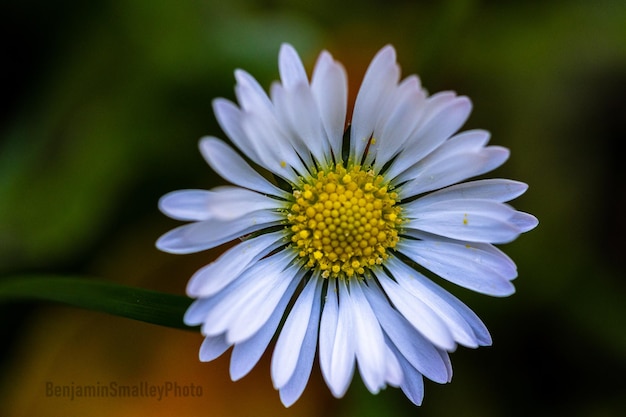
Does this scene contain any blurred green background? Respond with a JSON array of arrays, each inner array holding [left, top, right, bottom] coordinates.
[[1, 0, 625, 416]]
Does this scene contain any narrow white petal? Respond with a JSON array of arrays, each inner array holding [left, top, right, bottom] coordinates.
[[387, 255, 492, 346], [404, 199, 524, 244], [376, 270, 456, 350], [397, 239, 516, 296], [277, 278, 323, 407], [186, 231, 285, 297], [273, 82, 330, 166], [350, 45, 400, 162], [240, 109, 306, 181], [320, 278, 356, 398], [212, 98, 263, 166], [203, 186, 282, 220], [279, 43, 308, 89], [270, 83, 315, 168], [395, 348, 426, 406], [156, 210, 282, 254], [398, 147, 510, 198], [409, 179, 529, 209], [183, 298, 213, 326], [349, 279, 387, 394], [229, 275, 301, 381], [385, 93, 470, 180], [234, 69, 273, 112], [198, 137, 286, 198], [319, 277, 338, 383], [371, 76, 426, 169], [363, 282, 451, 382], [383, 343, 404, 388], [226, 262, 303, 344], [511, 211, 539, 232], [158, 190, 213, 221], [200, 250, 296, 337], [311, 50, 347, 161], [272, 277, 319, 389], [199, 334, 231, 361]]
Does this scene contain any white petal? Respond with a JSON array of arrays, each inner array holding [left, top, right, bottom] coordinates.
[[186, 231, 285, 297], [272, 277, 319, 389], [158, 190, 213, 221], [240, 108, 306, 181], [229, 275, 302, 381], [350, 45, 400, 162], [385, 93, 470, 180], [409, 179, 529, 209], [234, 69, 273, 113], [279, 43, 308, 89], [349, 279, 387, 394], [398, 147, 510, 198], [511, 211, 539, 232], [270, 83, 315, 168], [183, 298, 213, 326], [272, 82, 330, 166], [404, 199, 525, 244], [225, 262, 303, 343], [395, 347, 425, 406], [387, 255, 492, 346], [319, 277, 338, 384], [383, 343, 404, 388], [212, 98, 264, 166], [376, 269, 456, 350], [199, 250, 296, 337], [370, 76, 426, 169], [397, 238, 516, 296], [198, 137, 286, 198], [199, 334, 231, 361], [156, 209, 282, 254], [204, 186, 283, 220], [277, 278, 323, 407], [319, 278, 356, 398], [362, 282, 451, 382], [311, 50, 347, 161]]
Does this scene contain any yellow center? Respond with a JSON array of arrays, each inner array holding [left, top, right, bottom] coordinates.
[[287, 164, 402, 279]]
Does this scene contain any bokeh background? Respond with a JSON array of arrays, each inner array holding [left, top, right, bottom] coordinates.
[[1, 0, 625, 416]]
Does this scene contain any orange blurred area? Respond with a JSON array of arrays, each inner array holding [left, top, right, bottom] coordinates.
[[3, 306, 334, 417]]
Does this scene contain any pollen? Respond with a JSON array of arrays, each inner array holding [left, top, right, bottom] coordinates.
[[287, 164, 402, 279]]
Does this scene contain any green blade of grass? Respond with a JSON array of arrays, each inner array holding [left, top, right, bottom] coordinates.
[[0, 276, 195, 331]]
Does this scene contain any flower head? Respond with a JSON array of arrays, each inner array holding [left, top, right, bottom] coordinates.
[[157, 44, 538, 406]]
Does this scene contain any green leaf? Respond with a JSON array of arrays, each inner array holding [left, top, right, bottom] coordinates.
[[0, 276, 195, 331]]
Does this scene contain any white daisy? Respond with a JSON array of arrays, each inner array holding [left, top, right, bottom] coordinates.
[[157, 43, 538, 407]]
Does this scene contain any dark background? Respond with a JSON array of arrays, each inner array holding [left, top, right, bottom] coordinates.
[[1, 0, 625, 416]]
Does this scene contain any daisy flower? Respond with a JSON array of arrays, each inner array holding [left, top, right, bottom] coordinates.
[[156, 43, 538, 407]]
